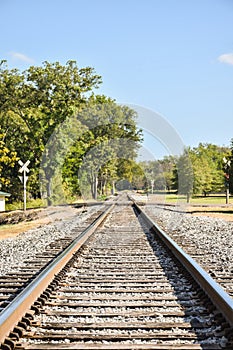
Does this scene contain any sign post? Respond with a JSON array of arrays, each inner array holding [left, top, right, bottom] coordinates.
[[18, 160, 30, 211], [223, 157, 231, 205]]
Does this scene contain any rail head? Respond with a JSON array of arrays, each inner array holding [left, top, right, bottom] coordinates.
[[0, 204, 114, 344], [133, 202, 233, 327]]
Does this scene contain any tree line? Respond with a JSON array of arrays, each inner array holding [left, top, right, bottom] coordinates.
[[0, 60, 142, 204], [1, 59, 233, 206], [138, 143, 233, 202]]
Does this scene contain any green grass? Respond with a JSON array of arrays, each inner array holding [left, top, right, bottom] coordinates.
[[5, 194, 108, 212], [145, 192, 232, 206], [5, 198, 47, 211], [164, 194, 232, 205]]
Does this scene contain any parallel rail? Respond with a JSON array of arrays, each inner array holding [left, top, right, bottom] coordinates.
[[0, 204, 114, 345], [133, 202, 233, 327]]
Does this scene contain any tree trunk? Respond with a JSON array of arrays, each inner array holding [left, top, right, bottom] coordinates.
[[91, 176, 95, 199], [103, 178, 108, 196], [94, 175, 98, 200], [100, 179, 103, 196], [46, 179, 52, 206], [112, 180, 115, 195]]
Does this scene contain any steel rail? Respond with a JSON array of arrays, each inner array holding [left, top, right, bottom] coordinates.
[[133, 202, 233, 327], [0, 204, 114, 344]]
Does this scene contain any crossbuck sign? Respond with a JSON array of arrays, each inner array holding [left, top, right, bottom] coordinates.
[[18, 160, 30, 211]]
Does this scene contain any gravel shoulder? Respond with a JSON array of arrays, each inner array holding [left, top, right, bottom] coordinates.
[[191, 211, 233, 221], [0, 204, 104, 275], [188, 205, 233, 221], [0, 205, 82, 240], [142, 203, 233, 295]]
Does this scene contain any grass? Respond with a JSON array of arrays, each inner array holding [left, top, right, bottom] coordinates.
[[5, 194, 103, 212], [169, 195, 231, 206], [190, 196, 231, 206], [5, 198, 47, 211], [146, 193, 232, 206]]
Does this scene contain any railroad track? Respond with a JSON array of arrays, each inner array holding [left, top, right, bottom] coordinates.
[[143, 204, 233, 298], [0, 207, 107, 314], [0, 196, 232, 349]]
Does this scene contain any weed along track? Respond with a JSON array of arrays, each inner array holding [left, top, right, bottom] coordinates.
[[0, 196, 233, 349]]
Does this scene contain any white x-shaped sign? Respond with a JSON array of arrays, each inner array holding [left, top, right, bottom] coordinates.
[[18, 160, 30, 173]]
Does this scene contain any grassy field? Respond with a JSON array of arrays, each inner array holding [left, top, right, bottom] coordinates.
[[169, 195, 231, 205], [146, 193, 232, 206]]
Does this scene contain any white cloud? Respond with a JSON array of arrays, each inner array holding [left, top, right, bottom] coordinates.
[[9, 52, 34, 63], [218, 53, 233, 66]]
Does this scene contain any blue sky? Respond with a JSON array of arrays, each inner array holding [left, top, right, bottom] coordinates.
[[1, 0, 233, 159]]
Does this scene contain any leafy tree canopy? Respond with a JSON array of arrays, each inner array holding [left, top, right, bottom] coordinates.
[[0, 60, 143, 203]]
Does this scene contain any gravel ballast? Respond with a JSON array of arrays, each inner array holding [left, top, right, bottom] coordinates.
[[144, 205, 233, 264], [143, 204, 233, 294], [0, 201, 232, 296], [0, 205, 104, 275]]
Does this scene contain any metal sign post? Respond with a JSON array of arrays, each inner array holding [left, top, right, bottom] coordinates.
[[18, 160, 30, 211], [223, 157, 231, 205]]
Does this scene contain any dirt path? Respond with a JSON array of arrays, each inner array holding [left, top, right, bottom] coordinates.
[[190, 210, 233, 221], [0, 206, 82, 240]]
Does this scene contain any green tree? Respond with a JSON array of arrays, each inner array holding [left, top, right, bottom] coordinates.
[[0, 132, 18, 190], [173, 148, 193, 203], [62, 97, 143, 199], [0, 60, 102, 203], [190, 143, 229, 195], [158, 156, 176, 191], [116, 159, 145, 190], [139, 157, 176, 193]]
